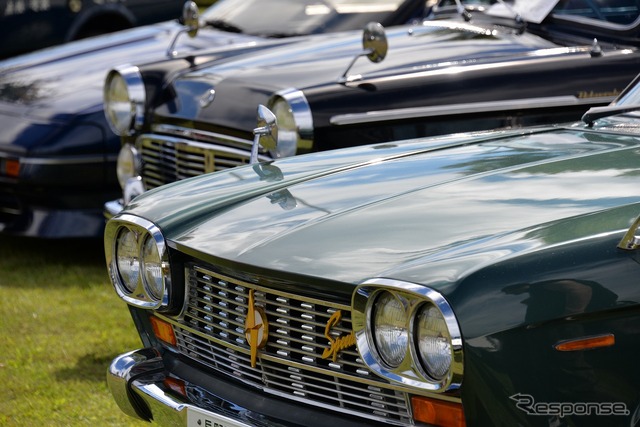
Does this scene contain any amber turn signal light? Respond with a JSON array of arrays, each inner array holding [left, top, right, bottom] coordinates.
[[150, 315, 177, 346], [411, 396, 466, 427], [555, 333, 615, 352]]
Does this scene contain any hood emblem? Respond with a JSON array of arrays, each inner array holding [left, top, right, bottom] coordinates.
[[245, 289, 269, 368], [322, 311, 356, 362], [199, 89, 216, 108]]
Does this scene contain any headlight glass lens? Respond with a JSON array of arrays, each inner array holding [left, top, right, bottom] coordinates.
[[416, 303, 452, 380], [270, 97, 298, 158], [142, 235, 163, 301], [373, 291, 408, 368], [116, 144, 140, 189], [104, 71, 133, 136], [115, 228, 139, 293]]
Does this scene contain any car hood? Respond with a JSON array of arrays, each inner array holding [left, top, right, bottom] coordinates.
[[160, 20, 563, 130], [0, 21, 264, 121], [125, 124, 640, 291]]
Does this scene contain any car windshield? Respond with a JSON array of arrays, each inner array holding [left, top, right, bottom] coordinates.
[[484, 0, 639, 25], [201, 0, 416, 36], [551, 0, 640, 25]]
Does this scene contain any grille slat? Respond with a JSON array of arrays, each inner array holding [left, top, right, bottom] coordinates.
[[169, 262, 413, 425]]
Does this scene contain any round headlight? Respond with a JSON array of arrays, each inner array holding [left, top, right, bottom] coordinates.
[[116, 143, 141, 189], [115, 228, 140, 294], [270, 97, 298, 158], [372, 291, 408, 368], [142, 234, 164, 301], [267, 89, 313, 158], [104, 64, 146, 136], [415, 303, 452, 381]]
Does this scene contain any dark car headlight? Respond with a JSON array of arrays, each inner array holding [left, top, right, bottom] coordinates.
[[267, 88, 313, 158], [104, 64, 146, 136], [353, 278, 463, 392], [116, 143, 142, 189], [105, 214, 171, 310]]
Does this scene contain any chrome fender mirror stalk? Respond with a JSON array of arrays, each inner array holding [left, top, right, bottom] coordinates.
[[339, 22, 388, 84], [166, 1, 200, 58], [251, 105, 278, 164]]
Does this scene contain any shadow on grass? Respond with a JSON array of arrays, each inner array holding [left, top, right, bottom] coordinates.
[[54, 351, 119, 383], [0, 235, 105, 266], [0, 235, 110, 289]]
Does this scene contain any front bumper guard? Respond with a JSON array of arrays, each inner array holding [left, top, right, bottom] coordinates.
[[108, 348, 259, 427]]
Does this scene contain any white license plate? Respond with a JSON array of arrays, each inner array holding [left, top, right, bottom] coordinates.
[[186, 406, 252, 427]]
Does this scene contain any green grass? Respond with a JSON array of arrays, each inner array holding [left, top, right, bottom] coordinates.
[[0, 236, 147, 426]]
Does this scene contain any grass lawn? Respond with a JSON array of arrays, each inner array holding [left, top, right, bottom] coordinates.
[[0, 236, 147, 426]]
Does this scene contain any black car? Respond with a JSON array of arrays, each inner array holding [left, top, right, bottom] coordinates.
[[0, 0, 431, 238], [103, 0, 640, 218], [0, 0, 186, 59]]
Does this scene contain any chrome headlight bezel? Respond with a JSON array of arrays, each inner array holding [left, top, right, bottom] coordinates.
[[104, 64, 146, 136], [352, 278, 463, 392], [266, 88, 313, 158], [105, 214, 171, 310]]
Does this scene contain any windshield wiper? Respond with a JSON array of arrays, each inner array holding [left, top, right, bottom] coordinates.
[[582, 104, 640, 126], [204, 19, 244, 34]]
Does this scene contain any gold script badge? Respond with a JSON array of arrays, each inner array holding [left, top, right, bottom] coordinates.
[[322, 311, 356, 362], [245, 289, 269, 368]]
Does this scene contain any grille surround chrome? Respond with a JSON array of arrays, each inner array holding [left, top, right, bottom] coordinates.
[[161, 262, 415, 425]]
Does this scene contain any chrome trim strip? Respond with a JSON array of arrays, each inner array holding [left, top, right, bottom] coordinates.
[[331, 95, 615, 126], [6, 156, 108, 165], [151, 123, 253, 147]]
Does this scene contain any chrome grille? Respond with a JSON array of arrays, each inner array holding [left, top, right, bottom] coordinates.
[[169, 262, 413, 425], [137, 124, 274, 189]]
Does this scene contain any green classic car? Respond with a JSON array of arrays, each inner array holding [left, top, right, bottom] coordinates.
[[104, 74, 640, 426]]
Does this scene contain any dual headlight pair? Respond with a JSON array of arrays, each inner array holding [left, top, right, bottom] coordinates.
[[353, 279, 463, 392], [104, 214, 171, 310]]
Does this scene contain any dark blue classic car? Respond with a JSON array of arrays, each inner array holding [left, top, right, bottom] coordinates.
[[105, 73, 640, 427], [104, 0, 640, 220], [0, 0, 431, 238], [0, 0, 186, 59]]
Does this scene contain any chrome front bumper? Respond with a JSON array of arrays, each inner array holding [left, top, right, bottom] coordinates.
[[108, 348, 260, 427]]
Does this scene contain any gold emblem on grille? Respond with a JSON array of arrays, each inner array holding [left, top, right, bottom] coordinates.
[[322, 311, 356, 362], [244, 289, 269, 368]]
